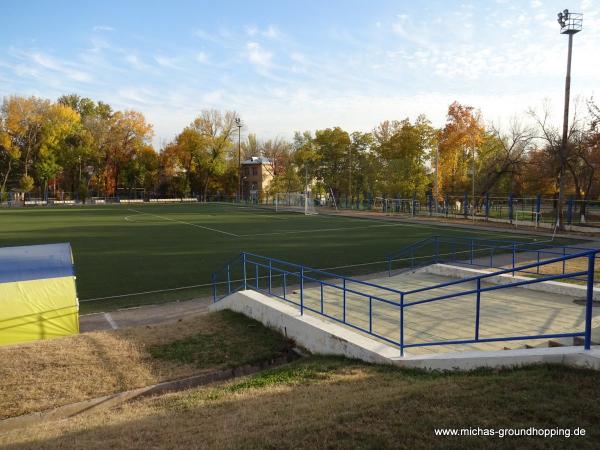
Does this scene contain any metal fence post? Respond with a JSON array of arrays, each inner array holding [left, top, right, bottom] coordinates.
[[434, 236, 439, 264], [320, 282, 324, 314], [508, 193, 514, 223], [227, 264, 231, 294], [400, 293, 404, 356], [475, 278, 481, 340], [463, 192, 468, 218], [369, 297, 373, 333], [445, 194, 449, 218], [268, 260, 272, 294], [242, 253, 247, 290], [535, 194, 541, 226], [412, 192, 417, 217], [584, 253, 596, 350], [428, 193, 433, 216], [470, 239, 474, 265], [567, 196, 574, 225], [211, 273, 217, 303], [512, 243, 516, 276], [343, 278, 347, 323], [485, 192, 490, 221], [300, 266, 304, 315]]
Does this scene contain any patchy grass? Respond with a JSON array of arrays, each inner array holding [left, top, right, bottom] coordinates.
[[148, 310, 292, 369], [3, 356, 600, 449], [0, 311, 290, 419]]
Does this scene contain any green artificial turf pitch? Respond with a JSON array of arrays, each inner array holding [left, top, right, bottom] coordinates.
[[0, 203, 543, 313]]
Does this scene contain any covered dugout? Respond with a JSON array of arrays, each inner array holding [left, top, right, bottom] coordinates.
[[0, 243, 79, 346]]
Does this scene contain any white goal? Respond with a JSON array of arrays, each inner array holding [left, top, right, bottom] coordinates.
[[275, 192, 318, 215], [374, 197, 418, 216]]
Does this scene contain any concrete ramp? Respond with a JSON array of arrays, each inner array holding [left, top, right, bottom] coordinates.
[[209, 289, 600, 371]]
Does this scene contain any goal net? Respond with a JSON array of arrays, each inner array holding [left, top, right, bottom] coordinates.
[[373, 197, 418, 216], [275, 192, 318, 215]]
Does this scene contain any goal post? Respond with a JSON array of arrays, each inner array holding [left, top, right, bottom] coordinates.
[[275, 192, 318, 215]]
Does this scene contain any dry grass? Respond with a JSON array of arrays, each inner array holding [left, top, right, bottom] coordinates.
[[1, 357, 599, 449], [0, 311, 290, 419]]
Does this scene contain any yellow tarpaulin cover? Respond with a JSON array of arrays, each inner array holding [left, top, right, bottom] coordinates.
[[0, 276, 79, 346]]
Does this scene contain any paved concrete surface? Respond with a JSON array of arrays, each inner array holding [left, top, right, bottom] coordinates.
[[79, 297, 211, 332], [280, 270, 600, 356]]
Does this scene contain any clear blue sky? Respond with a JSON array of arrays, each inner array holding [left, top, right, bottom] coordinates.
[[0, 0, 597, 146]]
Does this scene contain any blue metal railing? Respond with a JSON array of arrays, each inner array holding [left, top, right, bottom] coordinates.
[[212, 247, 598, 355], [386, 236, 599, 281]]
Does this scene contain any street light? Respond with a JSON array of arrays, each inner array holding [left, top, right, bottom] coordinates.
[[235, 117, 242, 202], [556, 9, 582, 229]]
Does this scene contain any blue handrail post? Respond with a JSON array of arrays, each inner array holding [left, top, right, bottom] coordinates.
[[387, 257, 392, 277], [227, 264, 231, 294], [369, 297, 373, 333], [320, 282, 324, 314], [255, 264, 259, 288], [211, 273, 217, 303], [535, 194, 541, 226], [434, 236, 440, 264], [343, 278, 347, 322], [584, 253, 596, 350], [400, 293, 404, 356], [268, 260, 272, 294], [242, 252, 247, 290], [463, 192, 468, 218], [512, 243, 516, 276], [475, 278, 481, 340], [300, 265, 304, 315], [485, 192, 490, 221]]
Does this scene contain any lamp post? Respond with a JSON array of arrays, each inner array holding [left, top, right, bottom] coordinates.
[[235, 117, 242, 202], [472, 146, 476, 223], [556, 9, 582, 229]]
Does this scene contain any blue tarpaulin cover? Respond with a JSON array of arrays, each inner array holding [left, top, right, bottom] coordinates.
[[0, 243, 75, 283]]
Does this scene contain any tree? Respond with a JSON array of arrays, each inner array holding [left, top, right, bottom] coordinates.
[[313, 127, 351, 200], [189, 110, 237, 200], [373, 118, 430, 198], [479, 119, 535, 195], [438, 102, 485, 195]]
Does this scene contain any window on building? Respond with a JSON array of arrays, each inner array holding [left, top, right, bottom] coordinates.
[[244, 167, 249, 176], [252, 167, 257, 176]]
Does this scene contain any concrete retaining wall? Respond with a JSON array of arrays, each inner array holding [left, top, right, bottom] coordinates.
[[210, 290, 600, 371]]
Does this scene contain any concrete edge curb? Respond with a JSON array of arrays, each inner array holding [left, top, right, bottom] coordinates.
[[0, 351, 301, 434]]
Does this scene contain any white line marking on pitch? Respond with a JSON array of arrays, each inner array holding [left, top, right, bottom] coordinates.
[[127, 209, 240, 237], [240, 223, 407, 237], [103, 312, 118, 330]]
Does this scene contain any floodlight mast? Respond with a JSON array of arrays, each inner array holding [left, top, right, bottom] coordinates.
[[235, 117, 242, 202], [556, 9, 582, 229]]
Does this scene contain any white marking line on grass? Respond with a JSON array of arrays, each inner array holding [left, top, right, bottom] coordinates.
[[240, 223, 407, 237], [127, 209, 240, 237], [103, 312, 118, 330]]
